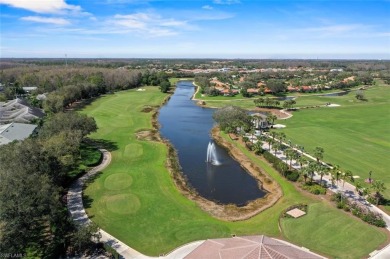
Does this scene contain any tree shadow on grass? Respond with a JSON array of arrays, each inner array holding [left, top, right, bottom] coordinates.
[[83, 195, 95, 212], [71, 97, 99, 112], [90, 139, 119, 152], [83, 171, 103, 210]]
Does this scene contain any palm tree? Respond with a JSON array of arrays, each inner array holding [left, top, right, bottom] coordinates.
[[283, 100, 290, 109], [306, 161, 318, 184], [264, 97, 271, 107], [297, 155, 307, 169], [252, 114, 262, 130], [289, 149, 299, 169], [371, 180, 386, 205], [278, 132, 286, 146], [290, 99, 296, 109], [254, 98, 265, 107], [266, 137, 274, 151], [355, 181, 363, 196], [342, 170, 354, 188], [314, 146, 324, 163], [330, 165, 341, 186], [284, 148, 292, 167], [270, 131, 277, 141], [285, 148, 296, 169], [318, 164, 329, 187], [267, 114, 277, 126], [273, 141, 281, 156], [253, 141, 263, 155]]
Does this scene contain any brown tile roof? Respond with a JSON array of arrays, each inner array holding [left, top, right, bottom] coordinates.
[[184, 235, 324, 259], [247, 88, 259, 93]]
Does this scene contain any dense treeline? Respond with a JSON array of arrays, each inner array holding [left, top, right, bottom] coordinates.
[[0, 67, 143, 92], [2, 58, 389, 71], [0, 64, 173, 257], [0, 112, 99, 257], [0, 67, 172, 111]]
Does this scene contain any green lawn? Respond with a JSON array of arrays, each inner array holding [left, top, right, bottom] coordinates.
[[281, 203, 387, 259], [80, 86, 386, 257], [277, 84, 390, 197]]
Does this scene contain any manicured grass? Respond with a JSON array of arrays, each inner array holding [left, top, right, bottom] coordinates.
[[278, 84, 390, 197], [281, 203, 387, 259], [169, 77, 194, 85], [81, 86, 386, 257]]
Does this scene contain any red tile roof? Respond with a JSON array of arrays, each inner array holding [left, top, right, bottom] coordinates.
[[247, 88, 259, 93]]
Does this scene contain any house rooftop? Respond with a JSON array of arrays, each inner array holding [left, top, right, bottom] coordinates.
[[184, 235, 326, 259], [0, 98, 44, 124], [0, 122, 37, 146]]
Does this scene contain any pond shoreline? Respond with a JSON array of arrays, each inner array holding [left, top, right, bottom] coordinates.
[[152, 85, 282, 221]]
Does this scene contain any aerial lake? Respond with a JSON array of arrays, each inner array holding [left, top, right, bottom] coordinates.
[[158, 81, 266, 206]]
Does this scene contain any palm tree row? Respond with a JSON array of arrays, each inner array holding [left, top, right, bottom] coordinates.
[[246, 124, 385, 204], [253, 97, 281, 108]]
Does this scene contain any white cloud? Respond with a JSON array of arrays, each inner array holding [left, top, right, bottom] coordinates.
[[105, 0, 149, 3], [110, 12, 191, 37], [302, 24, 364, 34], [213, 0, 241, 5], [202, 5, 213, 10], [0, 0, 82, 14], [20, 16, 70, 25]]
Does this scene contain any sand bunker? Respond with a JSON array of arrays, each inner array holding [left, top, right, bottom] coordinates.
[[273, 124, 286, 129]]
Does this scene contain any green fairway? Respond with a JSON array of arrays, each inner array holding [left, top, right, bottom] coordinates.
[[81, 86, 386, 257], [278, 84, 390, 197], [281, 203, 387, 259]]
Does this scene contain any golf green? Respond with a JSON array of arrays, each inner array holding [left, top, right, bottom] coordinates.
[[81, 86, 387, 257]]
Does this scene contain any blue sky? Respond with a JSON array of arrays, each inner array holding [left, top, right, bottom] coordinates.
[[0, 0, 389, 58]]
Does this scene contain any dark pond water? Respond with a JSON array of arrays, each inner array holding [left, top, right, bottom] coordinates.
[[158, 81, 266, 206], [274, 96, 296, 101], [319, 90, 350, 97]]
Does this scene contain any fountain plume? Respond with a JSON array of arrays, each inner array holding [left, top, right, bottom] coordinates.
[[206, 141, 221, 165]]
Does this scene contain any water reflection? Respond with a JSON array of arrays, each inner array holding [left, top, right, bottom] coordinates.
[[158, 81, 266, 206]]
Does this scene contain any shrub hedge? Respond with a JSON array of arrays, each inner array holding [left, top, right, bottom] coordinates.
[[331, 193, 386, 228]]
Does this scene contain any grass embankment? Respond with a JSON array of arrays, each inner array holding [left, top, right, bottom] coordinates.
[[81, 86, 386, 257]]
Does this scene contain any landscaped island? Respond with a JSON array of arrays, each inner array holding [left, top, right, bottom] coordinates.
[[81, 84, 387, 258]]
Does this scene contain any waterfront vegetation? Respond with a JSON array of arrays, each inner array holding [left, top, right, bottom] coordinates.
[[81, 85, 387, 258], [196, 81, 390, 198], [1, 58, 389, 258]]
